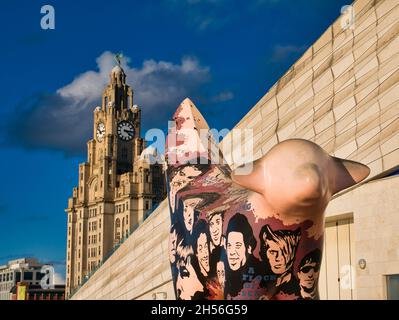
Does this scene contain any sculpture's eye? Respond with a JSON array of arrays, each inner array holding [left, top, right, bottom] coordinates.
[[180, 267, 189, 278]]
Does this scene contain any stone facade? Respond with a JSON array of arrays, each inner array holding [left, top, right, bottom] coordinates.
[[70, 0, 399, 300], [65, 66, 166, 297], [324, 174, 399, 299]]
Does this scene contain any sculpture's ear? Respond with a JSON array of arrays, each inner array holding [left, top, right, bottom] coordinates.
[[332, 157, 370, 195], [231, 157, 266, 194]]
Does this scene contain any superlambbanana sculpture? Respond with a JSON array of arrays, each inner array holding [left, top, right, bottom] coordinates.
[[165, 98, 370, 300]]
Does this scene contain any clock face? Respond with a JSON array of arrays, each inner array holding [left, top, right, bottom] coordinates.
[[117, 121, 135, 141], [96, 122, 105, 141]]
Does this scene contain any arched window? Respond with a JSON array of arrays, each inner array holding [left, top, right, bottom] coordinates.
[[115, 218, 120, 228]]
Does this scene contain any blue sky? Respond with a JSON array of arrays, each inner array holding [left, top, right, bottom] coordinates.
[[0, 0, 349, 280]]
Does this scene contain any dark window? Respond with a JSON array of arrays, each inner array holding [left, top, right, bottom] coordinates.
[[16, 272, 21, 282], [36, 272, 44, 281], [24, 272, 33, 281]]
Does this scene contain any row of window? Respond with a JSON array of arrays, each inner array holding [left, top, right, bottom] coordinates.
[[88, 246, 101, 258], [0, 271, 44, 283], [88, 233, 100, 244], [115, 229, 129, 242], [0, 283, 12, 292], [115, 202, 129, 213], [89, 208, 98, 217], [88, 260, 101, 273], [115, 215, 129, 228], [89, 220, 100, 231], [0, 272, 13, 282]]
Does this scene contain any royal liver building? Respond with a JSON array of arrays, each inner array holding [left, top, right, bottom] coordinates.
[[65, 63, 166, 296]]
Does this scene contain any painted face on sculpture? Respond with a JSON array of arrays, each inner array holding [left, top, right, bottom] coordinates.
[[183, 198, 201, 233], [176, 249, 204, 300], [169, 228, 177, 264], [298, 262, 319, 290], [209, 213, 223, 246], [171, 166, 202, 193], [216, 261, 225, 288], [266, 240, 289, 275], [227, 231, 247, 271], [197, 232, 210, 273]]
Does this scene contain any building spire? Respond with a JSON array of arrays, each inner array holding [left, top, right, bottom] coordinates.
[[109, 52, 126, 86], [114, 52, 123, 67]]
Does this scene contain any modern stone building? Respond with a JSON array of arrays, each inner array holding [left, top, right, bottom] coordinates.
[[70, 0, 399, 300], [0, 258, 48, 300], [65, 65, 166, 297]]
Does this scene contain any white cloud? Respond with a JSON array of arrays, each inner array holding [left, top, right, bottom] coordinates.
[[7, 51, 211, 155], [58, 51, 210, 112]]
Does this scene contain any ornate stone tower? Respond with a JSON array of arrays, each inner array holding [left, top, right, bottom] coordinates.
[[65, 64, 166, 297]]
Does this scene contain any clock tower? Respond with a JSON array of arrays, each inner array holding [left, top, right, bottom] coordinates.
[[94, 65, 143, 178], [65, 64, 166, 297]]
